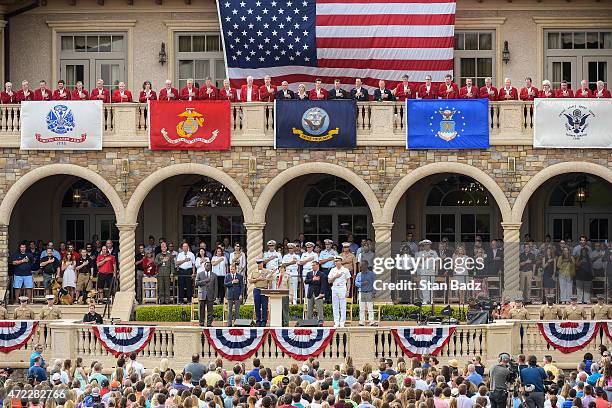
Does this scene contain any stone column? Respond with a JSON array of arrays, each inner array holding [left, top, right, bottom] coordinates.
[[373, 222, 393, 302], [117, 223, 138, 293], [244, 222, 265, 304], [502, 222, 522, 300], [0, 224, 8, 290]]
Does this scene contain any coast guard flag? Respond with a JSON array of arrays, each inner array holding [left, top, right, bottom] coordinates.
[[407, 99, 489, 149], [20, 101, 103, 150], [275, 100, 356, 149], [534, 99, 612, 148]]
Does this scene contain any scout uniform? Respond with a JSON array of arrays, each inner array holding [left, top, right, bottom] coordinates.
[[591, 295, 612, 320], [507, 299, 530, 320], [13, 297, 35, 320], [39, 295, 62, 320], [540, 296, 562, 320], [563, 296, 586, 320]]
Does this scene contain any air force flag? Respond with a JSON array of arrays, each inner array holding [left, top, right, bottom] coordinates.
[[407, 99, 489, 149], [274, 100, 357, 149]]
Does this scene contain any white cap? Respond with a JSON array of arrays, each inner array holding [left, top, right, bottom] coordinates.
[[51, 373, 61, 382], [267, 240, 277, 246], [419, 239, 432, 245], [305, 242, 314, 247]]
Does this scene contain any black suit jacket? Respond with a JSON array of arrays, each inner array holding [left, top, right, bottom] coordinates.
[[304, 270, 323, 299], [350, 88, 369, 101], [328, 88, 347, 99], [275, 89, 295, 100], [373, 88, 395, 102], [224, 273, 244, 300]]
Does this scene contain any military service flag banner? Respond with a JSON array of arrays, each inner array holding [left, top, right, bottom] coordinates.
[[20, 101, 103, 150], [148, 101, 231, 150], [534, 99, 612, 148], [274, 100, 356, 149], [406, 99, 489, 149]]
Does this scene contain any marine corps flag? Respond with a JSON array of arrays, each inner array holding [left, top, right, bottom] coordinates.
[[274, 100, 356, 149], [148, 100, 231, 150]]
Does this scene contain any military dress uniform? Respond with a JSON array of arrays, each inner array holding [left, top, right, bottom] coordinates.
[[508, 300, 530, 320], [540, 304, 562, 320], [251, 261, 272, 327], [563, 303, 586, 320], [13, 297, 35, 320], [591, 298, 612, 320], [0, 304, 8, 319], [39, 303, 62, 320]]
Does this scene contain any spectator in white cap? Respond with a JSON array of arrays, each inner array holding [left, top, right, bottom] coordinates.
[[329, 255, 351, 328], [416, 239, 439, 304], [263, 240, 281, 272], [299, 242, 318, 302], [318, 239, 337, 302], [281, 243, 301, 304], [340, 242, 357, 302]]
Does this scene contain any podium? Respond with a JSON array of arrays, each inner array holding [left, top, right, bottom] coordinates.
[[261, 289, 289, 327]]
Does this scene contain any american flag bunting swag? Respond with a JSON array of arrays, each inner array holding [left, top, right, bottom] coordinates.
[[537, 322, 600, 354]]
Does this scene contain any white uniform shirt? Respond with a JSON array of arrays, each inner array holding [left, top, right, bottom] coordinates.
[[282, 253, 301, 277], [329, 266, 351, 290], [176, 251, 195, 271], [416, 249, 439, 276], [263, 250, 281, 271], [300, 251, 318, 276]]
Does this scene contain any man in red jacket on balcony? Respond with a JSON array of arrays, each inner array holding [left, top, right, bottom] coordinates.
[[417, 75, 437, 99], [180, 78, 199, 101], [459, 78, 479, 99], [34, 80, 51, 101], [394, 74, 414, 101], [1, 82, 17, 104], [52, 80, 71, 101], [519, 77, 538, 101], [112, 82, 133, 103], [555, 80, 575, 98], [259, 75, 276, 102], [239, 76, 258, 102], [219, 79, 237, 102], [594, 80, 611, 98], [309, 78, 328, 101], [479, 77, 498, 101], [72, 81, 89, 101], [90, 79, 110, 103], [438, 74, 459, 99], [17, 80, 34, 102], [159, 80, 178, 101], [498, 78, 518, 101], [199, 77, 218, 100], [573, 80, 592, 98]]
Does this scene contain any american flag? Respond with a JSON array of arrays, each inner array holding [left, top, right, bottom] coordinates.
[[217, 0, 456, 91]]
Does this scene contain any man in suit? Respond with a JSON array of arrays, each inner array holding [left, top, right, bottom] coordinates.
[[309, 78, 328, 100], [180, 78, 199, 101], [556, 80, 576, 98], [276, 81, 295, 100], [394, 74, 413, 101], [159, 79, 178, 101], [239, 76, 258, 102], [438, 74, 459, 99], [112, 82, 133, 103], [305, 261, 324, 325], [258, 75, 276, 102], [417, 75, 437, 99], [498, 78, 518, 101], [196, 259, 217, 326], [34, 80, 52, 101], [350, 78, 369, 101], [519, 77, 538, 101], [373, 80, 395, 102], [90, 79, 110, 103], [52, 80, 71, 101], [219, 79, 237, 101], [594, 80, 611, 98], [250, 259, 272, 327], [459, 78, 479, 99], [488, 239, 503, 278], [479, 77, 498, 101], [328, 79, 347, 99], [224, 264, 243, 326]]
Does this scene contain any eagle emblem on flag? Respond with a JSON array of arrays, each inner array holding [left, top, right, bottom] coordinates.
[[436, 108, 458, 141], [46, 105, 76, 135]]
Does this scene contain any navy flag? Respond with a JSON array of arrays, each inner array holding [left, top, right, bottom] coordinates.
[[407, 99, 490, 149], [274, 100, 356, 149]]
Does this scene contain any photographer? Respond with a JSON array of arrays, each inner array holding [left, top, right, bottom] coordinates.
[[490, 353, 512, 408], [520, 355, 548, 408]]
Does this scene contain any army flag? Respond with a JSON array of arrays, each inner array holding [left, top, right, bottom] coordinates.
[[406, 99, 489, 149], [148, 100, 231, 150], [274, 100, 356, 149], [534, 99, 612, 148]]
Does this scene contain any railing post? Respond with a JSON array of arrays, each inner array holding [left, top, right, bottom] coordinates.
[[240, 103, 266, 137], [485, 321, 520, 366], [368, 103, 394, 136], [48, 322, 78, 362], [497, 102, 526, 137], [172, 327, 201, 370], [348, 330, 375, 369], [111, 104, 138, 138]]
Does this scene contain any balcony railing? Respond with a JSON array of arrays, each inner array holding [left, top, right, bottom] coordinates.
[[0, 320, 608, 371], [0, 101, 535, 148]]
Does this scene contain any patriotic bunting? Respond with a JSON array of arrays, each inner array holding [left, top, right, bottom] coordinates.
[[204, 328, 268, 361], [604, 323, 612, 341], [537, 321, 600, 354], [391, 326, 456, 357], [92, 325, 155, 357], [270, 328, 335, 361], [0, 321, 39, 353]]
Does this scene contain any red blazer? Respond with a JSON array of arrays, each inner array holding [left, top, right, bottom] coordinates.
[[52, 89, 71, 101], [34, 88, 52, 101], [139, 90, 157, 103], [459, 86, 479, 99], [479, 86, 498, 101], [555, 88, 574, 98], [309, 88, 329, 100], [239, 85, 259, 102], [438, 82, 459, 99], [538, 89, 556, 98], [159, 87, 178, 101], [199, 86, 218, 100], [259, 85, 277, 102], [394, 84, 414, 101], [16, 89, 35, 102], [519, 87, 539, 101], [219, 87, 237, 102], [72, 89, 89, 101], [1, 92, 17, 104], [180, 86, 199, 101], [498, 87, 518, 101], [573, 88, 592, 98], [90, 88, 110, 103], [417, 84, 437, 99], [112, 90, 133, 103], [594, 89, 612, 98]]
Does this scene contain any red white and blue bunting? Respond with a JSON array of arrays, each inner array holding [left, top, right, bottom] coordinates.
[[92, 325, 155, 357], [604, 322, 612, 341], [391, 326, 456, 357], [270, 328, 335, 361], [203, 328, 268, 361], [0, 321, 39, 353], [537, 321, 600, 354]]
